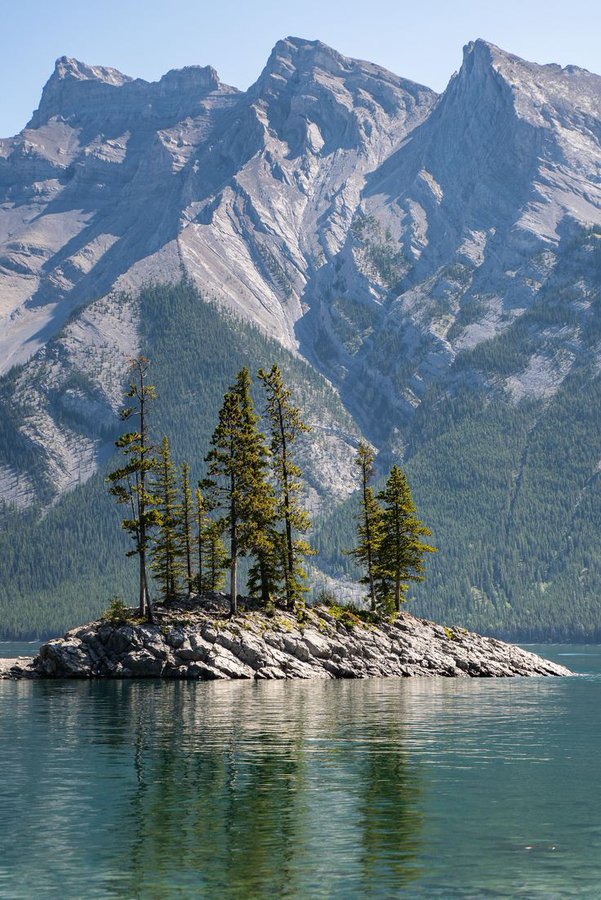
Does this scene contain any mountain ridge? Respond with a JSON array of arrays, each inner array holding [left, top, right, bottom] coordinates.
[[1, 37, 601, 639]]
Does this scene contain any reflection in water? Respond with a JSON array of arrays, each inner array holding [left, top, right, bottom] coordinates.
[[2, 657, 601, 899], [107, 681, 424, 898]]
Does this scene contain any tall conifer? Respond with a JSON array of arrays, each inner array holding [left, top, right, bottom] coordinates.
[[195, 486, 209, 594], [204, 368, 275, 614], [375, 466, 437, 612], [204, 521, 228, 592], [180, 463, 194, 596], [348, 441, 383, 611], [258, 364, 313, 608], [194, 486, 227, 593], [107, 356, 158, 620], [151, 436, 182, 604]]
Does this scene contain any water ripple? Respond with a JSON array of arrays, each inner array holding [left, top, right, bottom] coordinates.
[[0, 644, 600, 898]]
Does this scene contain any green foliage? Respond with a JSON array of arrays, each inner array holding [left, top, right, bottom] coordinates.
[[258, 364, 313, 607], [352, 214, 410, 292], [204, 367, 277, 612], [202, 521, 228, 593], [106, 356, 159, 618], [194, 487, 227, 593], [346, 441, 383, 610], [320, 601, 381, 629], [102, 597, 131, 627], [151, 436, 183, 604], [374, 466, 437, 613]]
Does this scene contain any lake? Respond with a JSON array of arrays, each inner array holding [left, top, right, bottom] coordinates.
[[0, 644, 599, 898]]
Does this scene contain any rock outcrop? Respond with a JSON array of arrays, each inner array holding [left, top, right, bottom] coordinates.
[[2, 37, 601, 640], [3, 599, 570, 680]]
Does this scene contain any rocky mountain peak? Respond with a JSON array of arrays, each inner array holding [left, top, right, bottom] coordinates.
[[460, 38, 601, 118], [52, 56, 132, 85], [30, 57, 130, 127], [244, 36, 436, 160], [158, 64, 223, 93], [261, 36, 350, 81], [257, 35, 435, 100], [29, 58, 232, 130]]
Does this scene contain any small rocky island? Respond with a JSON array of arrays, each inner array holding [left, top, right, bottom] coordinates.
[[2, 597, 570, 680]]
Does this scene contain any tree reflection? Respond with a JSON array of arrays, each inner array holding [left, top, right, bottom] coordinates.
[[107, 680, 424, 897]]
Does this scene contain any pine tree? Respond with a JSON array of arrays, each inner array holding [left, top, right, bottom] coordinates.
[[151, 436, 183, 604], [106, 356, 158, 620], [204, 368, 275, 614], [180, 463, 194, 596], [347, 441, 384, 611], [204, 521, 228, 592], [194, 487, 227, 593], [247, 529, 284, 604], [257, 364, 313, 608], [194, 486, 210, 594], [375, 466, 437, 613]]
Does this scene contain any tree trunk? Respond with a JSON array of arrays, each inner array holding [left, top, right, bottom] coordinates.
[[230, 553, 238, 615], [186, 539, 192, 596], [144, 567, 154, 624], [362, 463, 376, 612], [278, 401, 294, 608], [139, 550, 146, 617], [260, 555, 270, 605], [230, 513, 238, 616]]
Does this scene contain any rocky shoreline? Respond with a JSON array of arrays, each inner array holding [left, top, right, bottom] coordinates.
[[1, 597, 570, 681]]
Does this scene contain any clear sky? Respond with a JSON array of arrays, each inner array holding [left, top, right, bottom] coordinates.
[[1, 0, 600, 138]]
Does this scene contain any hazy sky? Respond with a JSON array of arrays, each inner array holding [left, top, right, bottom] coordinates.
[[1, 0, 600, 137]]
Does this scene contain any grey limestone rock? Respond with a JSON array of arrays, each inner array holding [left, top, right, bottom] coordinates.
[[6, 602, 570, 681], [1, 37, 599, 514]]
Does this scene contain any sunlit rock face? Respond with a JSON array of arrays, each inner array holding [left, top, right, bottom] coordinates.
[[0, 37, 600, 508], [9, 600, 571, 680]]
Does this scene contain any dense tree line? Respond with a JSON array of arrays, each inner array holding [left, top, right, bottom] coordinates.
[[108, 357, 434, 618], [6, 279, 601, 641]]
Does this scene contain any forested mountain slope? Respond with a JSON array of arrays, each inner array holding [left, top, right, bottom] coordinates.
[[1, 38, 601, 639]]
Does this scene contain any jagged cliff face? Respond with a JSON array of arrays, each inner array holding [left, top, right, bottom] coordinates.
[[303, 40, 601, 437], [0, 37, 437, 507], [0, 56, 239, 375], [0, 37, 600, 510]]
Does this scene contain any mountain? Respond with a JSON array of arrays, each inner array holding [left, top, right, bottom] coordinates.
[[1, 38, 601, 640]]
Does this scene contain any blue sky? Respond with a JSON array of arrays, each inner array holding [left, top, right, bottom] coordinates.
[[1, 0, 600, 137]]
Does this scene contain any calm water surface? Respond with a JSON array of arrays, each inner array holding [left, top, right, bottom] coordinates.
[[0, 644, 600, 899]]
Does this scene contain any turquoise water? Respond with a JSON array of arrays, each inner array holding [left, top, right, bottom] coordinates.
[[0, 641, 41, 659], [0, 645, 600, 898]]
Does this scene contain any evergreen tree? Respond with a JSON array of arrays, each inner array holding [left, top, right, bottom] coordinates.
[[204, 521, 228, 593], [194, 487, 227, 593], [258, 364, 313, 607], [151, 436, 183, 604], [348, 441, 384, 611], [180, 463, 194, 596], [106, 356, 158, 620], [375, 466, 437, 613], [204, 368, 275, 614], [247, 529, 285, 604], [194, 486, 209, 594]]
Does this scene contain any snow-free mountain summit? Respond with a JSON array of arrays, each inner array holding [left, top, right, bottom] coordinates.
[[1, 38, 601, 641]]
